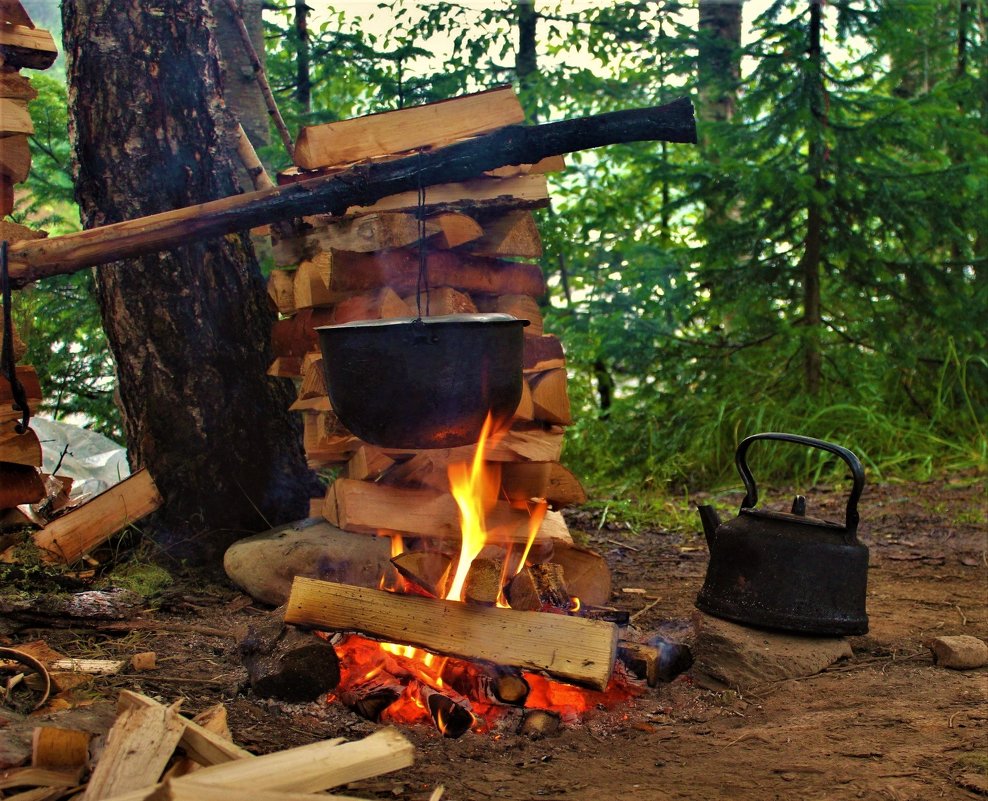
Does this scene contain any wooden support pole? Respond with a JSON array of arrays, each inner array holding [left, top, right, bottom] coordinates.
[[8, 98, 695, 288], [284, 577, 618, 690]]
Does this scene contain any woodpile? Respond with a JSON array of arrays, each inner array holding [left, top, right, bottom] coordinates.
[[0, 1, 56, 519], [0, 689, 428, 801], [264, 87, 602, 599]]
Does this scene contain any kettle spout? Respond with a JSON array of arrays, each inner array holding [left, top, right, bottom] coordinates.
[[697, 505, 721, 547]]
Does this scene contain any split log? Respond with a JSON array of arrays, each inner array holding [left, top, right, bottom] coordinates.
[[338, 675, 402, 723], [400, 286, 477, 317], [549, 542, 612, 607], [331, 286, 409, 324], [322, 478, 571, 545], [545, 463, 587, 508], [476, 293, 543, 335], [0, 24, 58, 70], [345, 446, 395, 481], [93, 727, 413, 801], [222, 519, 393, 606], [430, 212, 484, 249], [468, 210, 543, 259], [50, 658, 127, 675], [524, 335, 565, 372], [117, 692, 252, 767], [500, 462, 550, 502], [265, 269, 295, 315], [146, 781, 384, 801], [0, 97, 33, 135], [0, 132, 31, 182], [0, 766, 83, 791], [285, 577, 618, 690], [380, 424, 565, 464], [506, 564, 569, 612], [8, 97, 697, 287], [378, 451, 451, 492], [0, 420, 41, 466], [271, 213, 436, 265], [81, 701, 186, 801], [294, 248, 546, 300], [1, 365, 42, 420], [294, 86, 525, 170], [292, 257, 336, 309], [161, 704, 232, 780], [0, 4, 35, 32], [270, 308, 333, 359], [390, 551, 452, 598], [266, 356, 303, 378], [31, 727, 91, 772], [32, 469, 163, 564], [529, 368, 572, 425], [461, 557, 504, 606], [238, 610, 341, 702], [514, 378, 535, 422]]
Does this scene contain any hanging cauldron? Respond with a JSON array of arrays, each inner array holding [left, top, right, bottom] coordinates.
[[695, 432, 869, 636], [316, 313, 529, 450]]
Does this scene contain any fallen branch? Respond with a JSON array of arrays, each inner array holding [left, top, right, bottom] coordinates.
[[8, 98, 695, 287]]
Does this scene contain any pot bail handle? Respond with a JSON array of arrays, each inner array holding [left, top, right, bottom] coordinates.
[[735, 432, 865, 536]]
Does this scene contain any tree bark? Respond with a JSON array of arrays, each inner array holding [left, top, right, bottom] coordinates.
[[62, 0, 319, 562], [515, 0, 538, 122], [295, 0, 311, 113], [802, 0, 826, 394], [697, 0, 743, 126], [210, 0, 269, 148]]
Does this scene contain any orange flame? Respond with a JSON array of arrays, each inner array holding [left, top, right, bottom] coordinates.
[[445, 414, 503, 602]]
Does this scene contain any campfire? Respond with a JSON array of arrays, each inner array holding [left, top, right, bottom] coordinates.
[[300, 416, 638, 737]]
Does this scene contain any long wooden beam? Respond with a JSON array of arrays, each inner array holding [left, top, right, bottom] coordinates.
[[284, 577, 619, 690], [8, 98, 695, 288]]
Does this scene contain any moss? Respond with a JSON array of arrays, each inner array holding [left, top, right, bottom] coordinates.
[[104, 561, 173, 599]]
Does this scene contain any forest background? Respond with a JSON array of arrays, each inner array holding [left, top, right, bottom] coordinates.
[[11, 0, 987, 510]]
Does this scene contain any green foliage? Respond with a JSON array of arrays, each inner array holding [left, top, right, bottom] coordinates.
[[10, 75, 121, 438], [16, 1, 986, 492]]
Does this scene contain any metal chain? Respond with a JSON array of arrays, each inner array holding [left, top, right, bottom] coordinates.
[[0, 240, 30, 434]]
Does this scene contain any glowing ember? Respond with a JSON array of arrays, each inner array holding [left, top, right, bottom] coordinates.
[[325, 413, 637, 735]]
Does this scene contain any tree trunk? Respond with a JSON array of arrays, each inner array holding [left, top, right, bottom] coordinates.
[[515, 0, 538, 122], [697, 0, 743, 127], [802, 0, 826, 394], [62, 0, 319, 562], [210, 0, 269, 148], [295, 0, 311, 113]]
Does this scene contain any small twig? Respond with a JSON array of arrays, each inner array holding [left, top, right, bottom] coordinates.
[[955, 604, 968, 626], [606, 538, 640, 552], [629, 597, 662, 624], [135, 675, 232, 686], [948, 710, 965, 728], [597, 504, 610, 531]]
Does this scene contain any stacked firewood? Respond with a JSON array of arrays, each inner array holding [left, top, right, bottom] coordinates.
[[0, 688, 430, 801], [0, 1, 56, 517], [265, 88, 597, 577]]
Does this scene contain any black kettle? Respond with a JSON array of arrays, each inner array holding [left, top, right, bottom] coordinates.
[[696, 432, 869, 636]]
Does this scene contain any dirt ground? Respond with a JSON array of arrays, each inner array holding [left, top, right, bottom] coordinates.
[[2, 476, 986, 800]]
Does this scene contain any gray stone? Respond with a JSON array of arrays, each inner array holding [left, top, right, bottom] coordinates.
[[690, 611, 853, 693], [223, 518, 393, 606]]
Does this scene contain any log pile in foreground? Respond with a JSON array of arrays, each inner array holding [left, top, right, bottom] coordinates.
[[0, 688, 428, 801]]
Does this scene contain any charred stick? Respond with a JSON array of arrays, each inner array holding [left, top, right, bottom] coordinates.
[[8, 98, 695, 287]]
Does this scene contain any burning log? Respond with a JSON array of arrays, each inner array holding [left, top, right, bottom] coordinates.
[[418, 684, 475, 738], [390, 551, 452, 598], [548, 541, 612, 607], [461, 557, 504, 606], [284, 577, 619, 690], [617, 638, 694, 687], [237, 610, 341, 702], [505, 563, 570, 612], [337, 675, 403, 723], [518, 709, 561, 739], [491, 668, 530, 706]]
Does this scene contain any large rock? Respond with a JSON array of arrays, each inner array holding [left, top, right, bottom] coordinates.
[[223, 518, 393, 606], [690, 611, 853, 692]]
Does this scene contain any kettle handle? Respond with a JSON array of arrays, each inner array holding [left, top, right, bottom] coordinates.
[[735, 432, 865, 536]]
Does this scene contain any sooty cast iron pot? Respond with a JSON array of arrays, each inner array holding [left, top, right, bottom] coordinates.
[[316, 313, 528, 449], [695, 432, 869, 636]]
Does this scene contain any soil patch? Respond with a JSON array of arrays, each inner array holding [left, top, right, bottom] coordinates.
[[2, 477, 985, 800]]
